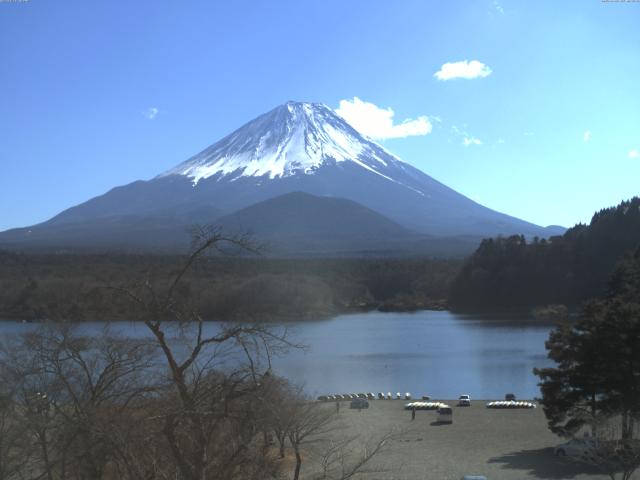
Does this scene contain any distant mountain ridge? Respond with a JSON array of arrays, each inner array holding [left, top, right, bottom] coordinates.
[[215, 191, 416, 254], [0, 101, 564, 255], [217, 191, 413, 239]]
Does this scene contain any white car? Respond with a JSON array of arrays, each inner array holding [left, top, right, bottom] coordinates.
[[458, 394, 471, 406], [554, 437, 597, 457]]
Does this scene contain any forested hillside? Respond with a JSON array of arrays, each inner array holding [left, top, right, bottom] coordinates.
[[450, 197, 640, 310], [0, 252, 458, 321]]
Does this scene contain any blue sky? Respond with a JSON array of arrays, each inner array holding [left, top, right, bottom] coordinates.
[[1, 0, 639, 231]]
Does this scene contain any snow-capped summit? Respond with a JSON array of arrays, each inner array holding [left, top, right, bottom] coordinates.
[[160, 101, 408, 186]]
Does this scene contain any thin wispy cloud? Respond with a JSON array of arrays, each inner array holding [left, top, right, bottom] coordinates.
[[335, 97, 432, 140], [493, 1, 505, 15], [629, 149, 639, 159], [583, 130, 592, 143], [434, 60, 492, 81], [463, 137, 482, 146], [452, 125, 482, 147], [143, 107, 159, 120]]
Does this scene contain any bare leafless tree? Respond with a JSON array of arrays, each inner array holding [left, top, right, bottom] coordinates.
[[0, 325, 159, 480], [109, 226, 295, 480], [313, 431, 395, 480], [0, 388, 31, 480], [286, 400, 337, 480]]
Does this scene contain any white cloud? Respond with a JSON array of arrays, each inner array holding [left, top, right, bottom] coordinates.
[[629, 149, 639, 159], [434, 60, 492, 81], [583, 130, 592, 142], [493, 1, 505, 14], [335, 97, 432, 140], [143, 107, 159, 120], [463, 137, 483, 146]]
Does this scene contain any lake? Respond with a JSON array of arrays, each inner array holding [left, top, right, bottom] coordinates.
[[0, 310, 554, 400], [273, 310, 554, 400]]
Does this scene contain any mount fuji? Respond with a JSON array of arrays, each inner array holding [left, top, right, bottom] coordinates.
[[0, 101, 563, 255]]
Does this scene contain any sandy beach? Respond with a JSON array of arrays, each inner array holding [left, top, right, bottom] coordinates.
[[303, 399, 626, 480]]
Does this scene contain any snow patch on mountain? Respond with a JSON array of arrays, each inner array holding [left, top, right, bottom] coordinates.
[[159, 102, 409, 186]]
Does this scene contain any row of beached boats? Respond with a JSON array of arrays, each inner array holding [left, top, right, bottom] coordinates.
[[404, 401, 448, 410], [318, 394, 537, 409], [485, 400, 537, 409], [317, 392, 415, 401], [405, 400, 537, 410]]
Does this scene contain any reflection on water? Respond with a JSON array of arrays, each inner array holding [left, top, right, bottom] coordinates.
[[1, 310, 554, 400]]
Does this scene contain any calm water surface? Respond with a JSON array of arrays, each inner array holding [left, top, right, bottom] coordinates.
[[273, 310, 553, 400], [1, 310, 554, 400]]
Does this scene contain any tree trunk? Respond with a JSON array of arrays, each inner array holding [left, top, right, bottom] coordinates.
[[38, 429, 54, 480], [276, 432, 286, 458], [622, 410, 631, 440], [590, 392, 597, 437], [293, 446, 302, 480]]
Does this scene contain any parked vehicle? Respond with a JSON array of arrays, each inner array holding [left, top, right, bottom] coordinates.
[[387, 392, 392, 400], [461, 476, 487, 480], [505, 393, 516, 401], [437, 406, 453, 423], [333, 394, 343, 401], [317, 395, 328, 402], [396, 392, 402, 400], [366, 393, 375, 400], [378, 392, 385, 400], [458, 394, 471, 406], [404, 392, 412, 400], [554, 437, 597, 457], [421, 395, 431, 400], [350, 398, 369, 409]]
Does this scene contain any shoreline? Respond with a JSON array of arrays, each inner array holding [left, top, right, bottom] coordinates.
[[1, 302, 557, 324]]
